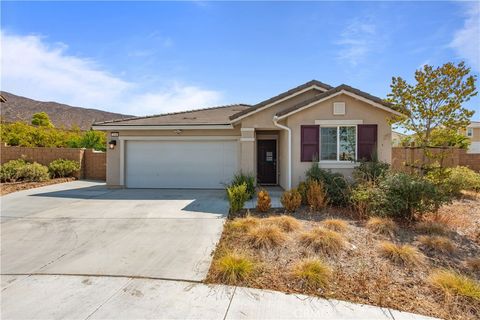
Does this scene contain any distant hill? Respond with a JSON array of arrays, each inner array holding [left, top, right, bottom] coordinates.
[[0, 91, 133, 130]]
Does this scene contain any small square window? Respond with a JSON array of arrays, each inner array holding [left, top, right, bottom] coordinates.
[[333, 102, 345, 115], [467, 128, 473, 137]]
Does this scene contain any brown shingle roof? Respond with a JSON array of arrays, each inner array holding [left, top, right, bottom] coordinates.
[[229, 80, 333, 120], [93, 104, 251, 126], [275, 84, 398, 118]]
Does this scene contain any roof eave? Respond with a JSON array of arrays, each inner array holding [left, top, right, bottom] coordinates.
[[91, 124, 235, 131]]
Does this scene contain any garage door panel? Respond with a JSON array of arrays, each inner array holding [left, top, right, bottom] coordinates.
[[125, 140, 239, 189]]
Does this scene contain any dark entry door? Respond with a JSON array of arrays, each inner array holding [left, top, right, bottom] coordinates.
[[257, 140, 277, 184]]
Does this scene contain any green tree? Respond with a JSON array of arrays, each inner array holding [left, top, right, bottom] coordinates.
[[387, 62, 477, 169], [31, 112, 54, 127]]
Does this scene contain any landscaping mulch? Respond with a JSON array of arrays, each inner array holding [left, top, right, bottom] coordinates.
[[206, 195, 480, 320], [0, 178, 76, 196]]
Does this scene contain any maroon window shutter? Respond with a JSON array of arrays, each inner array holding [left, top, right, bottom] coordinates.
[[301, 125, 319, 162], [357, 124, 377, 161]]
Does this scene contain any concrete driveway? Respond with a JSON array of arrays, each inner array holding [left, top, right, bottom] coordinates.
[[1, 180, 228, 281]]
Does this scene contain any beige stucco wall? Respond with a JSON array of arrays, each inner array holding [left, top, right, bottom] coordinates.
[[105, 128, 241, 187], [286, 94, 393, 187]]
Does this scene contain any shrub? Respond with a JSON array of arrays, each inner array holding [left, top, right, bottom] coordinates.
[[292, 258, 332, 289], [378, 241, 425, 266], [306, 162, 350, 207], [418, 235, 456, 254], [415, 221, 449, 235], [350, 183, 379, 219], [374, 172, 445, 220], [0, 159, 27, 182], [321, 219, 348, 233], [427, 166, 480, 197], [297, 181, 308, 204], [429, 269, 480, 300], [281, 189, 302, 212], [17, 162, 50, 182], [366, 217, 398, 237], [256, 189, 271, 212], [299, 227, 345, 255], [353, 161, 390, 184], [48, 159, 81, 178], [215, 252, 255, 284], [228, 215, 260, 232], [230, 172, 256, 199], [247, 224, 287, 249], [306, 180, 328, 211], [265, 215, 301, 232], [226, 183, 249, 213]]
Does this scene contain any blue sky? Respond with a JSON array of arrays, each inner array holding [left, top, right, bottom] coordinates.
[[1, 1, 479, 119]]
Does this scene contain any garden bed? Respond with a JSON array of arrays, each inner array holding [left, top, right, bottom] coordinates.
[[205, 193, 480, 320], [0, 177, 76, 196]]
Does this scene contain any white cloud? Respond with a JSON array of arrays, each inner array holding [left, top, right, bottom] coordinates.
[[336, 18, 378, 66], [450, 2, 480, 72], [0, 31, 222, 115]]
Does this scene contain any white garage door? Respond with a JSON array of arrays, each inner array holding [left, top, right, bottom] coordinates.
[[125, 140, 239, 188]]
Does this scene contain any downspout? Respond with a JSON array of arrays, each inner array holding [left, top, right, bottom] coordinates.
[[273, 116, 292, 189]]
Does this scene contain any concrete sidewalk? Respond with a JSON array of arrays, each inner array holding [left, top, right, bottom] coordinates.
[[1, 274, 437, 320]]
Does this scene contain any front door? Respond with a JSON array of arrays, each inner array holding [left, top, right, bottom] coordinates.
[[257, 140, 277, 185]]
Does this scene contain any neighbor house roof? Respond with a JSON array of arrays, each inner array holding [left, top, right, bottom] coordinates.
[[229, 80, 333, 121], [93, 104, 251, 126], [274, 84, 402, 119]]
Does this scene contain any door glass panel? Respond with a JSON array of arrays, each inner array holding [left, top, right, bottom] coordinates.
[[339, 126, 356, 161], [320, 127, 337, 160], [266, 151, 273, 162]]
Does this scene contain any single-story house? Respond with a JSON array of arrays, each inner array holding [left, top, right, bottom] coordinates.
[[93, 80, 402, 189], [465, 121, 480, 154]]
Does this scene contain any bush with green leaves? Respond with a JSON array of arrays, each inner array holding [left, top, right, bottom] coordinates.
[[353, 161, 390, 184], [350, 183, 380, 219], [229, 172, 255, 199], [17, 162, 50, 182], [426, 166, 480, 197], [0, 159, 27, 182], [48, 159, 81, 178], [227, 182, 249, 213], [305, 162, 350, 206], [373, 172, 446, 220]]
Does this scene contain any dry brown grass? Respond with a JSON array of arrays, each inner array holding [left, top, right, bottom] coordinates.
[[425, 211, 469, 230], [429, 269, 480, 300], [291, 258, 332, 289], [247, 224, 287, 249], [265, 215, 301, 232], [418, 235, 456, 254], [299, 227, 345, 255], [212, 251, 255, 285], [366, 217, 397, 237], [321, 219, 349, 233], [229, 216, 260, 232], [378, 241, 425, 266], [466, 258, 480, 272], [415, 221, 449, 235], [306, 180, 328, 211]]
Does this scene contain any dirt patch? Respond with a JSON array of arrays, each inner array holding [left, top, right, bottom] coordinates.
[[206, 195, 480, 320], [0, 178, 76, 196]]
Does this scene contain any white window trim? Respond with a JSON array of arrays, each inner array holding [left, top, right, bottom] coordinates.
[[467, 127, 473, 137], [319, 125, 357, 163]]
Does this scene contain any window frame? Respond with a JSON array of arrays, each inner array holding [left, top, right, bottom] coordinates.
[[467, 127, 473, 137], [319, 125, 357, 163]]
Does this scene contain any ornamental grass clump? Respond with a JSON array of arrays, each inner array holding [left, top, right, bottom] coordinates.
[[226, 183, 249, 213], [214, 251, 255, 284], [366, 217, 398, 237], [228, 216, 260, 232], [265, 215, 301, 232], [281, 189, 302, 212], [292, 258, 332, 289], [321, 219, 349, 233], [247, 224, 287, 249], [415, 221, 449, 235], [418, 235, 456, 254], [299, 227, 345, 255], [429, 269, 480, 300], [256, 189, 271, 212], [379, 241, 425, 266]]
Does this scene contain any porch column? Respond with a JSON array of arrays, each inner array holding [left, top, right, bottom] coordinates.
[[240, 128, 255, 175]]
